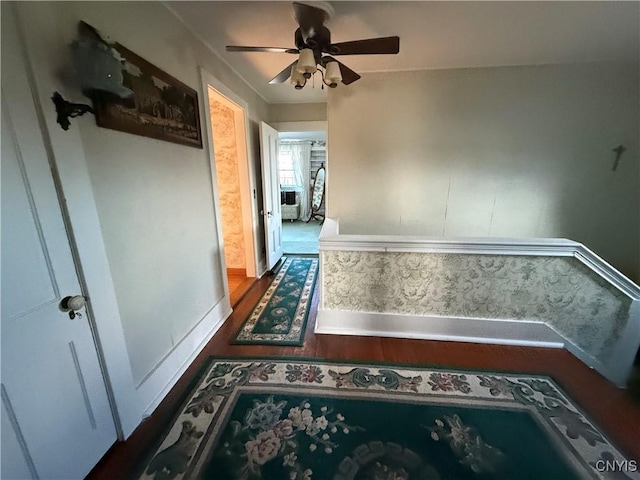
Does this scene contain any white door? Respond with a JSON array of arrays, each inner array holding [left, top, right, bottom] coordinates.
[[1, 10, 117, 479], [259, 121, 283, 270]]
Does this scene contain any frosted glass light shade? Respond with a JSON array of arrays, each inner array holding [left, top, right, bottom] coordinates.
[[290, 62, 306, 89], [325, 61, 342, 87], [296, 49, 317, 78]]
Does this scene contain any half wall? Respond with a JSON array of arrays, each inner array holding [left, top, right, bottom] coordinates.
[[317, 219, 640, 387]]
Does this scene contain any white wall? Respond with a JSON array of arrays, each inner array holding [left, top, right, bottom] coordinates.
[[12, 1, 269, 433], [327, 63, 640, 281], [70, 2, 268, 383], [269, 103, 327, 123]]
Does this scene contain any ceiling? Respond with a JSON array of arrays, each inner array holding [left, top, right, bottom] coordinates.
[[167, 1, 639, 104]]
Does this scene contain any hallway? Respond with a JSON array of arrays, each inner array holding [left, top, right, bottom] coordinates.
[[88, 273, 640, 479]]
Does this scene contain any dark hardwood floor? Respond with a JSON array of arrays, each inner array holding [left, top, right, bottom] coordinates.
[[227, 272, 256, 308], [88, 269, 640, 479]]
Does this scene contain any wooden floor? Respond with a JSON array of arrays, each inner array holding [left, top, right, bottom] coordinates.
[[88, 270, 640, 479], [227, 272, 255, 307]]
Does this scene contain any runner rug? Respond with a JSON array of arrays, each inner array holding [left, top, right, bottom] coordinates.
[[232, 257, 317, 346], [140, 358, 638, 480]]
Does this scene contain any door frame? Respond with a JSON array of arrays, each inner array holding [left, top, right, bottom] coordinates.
[[270, 121, 328, 216], [1, 11, 119, 477], [200, 68, 261, 279], [9, 1, 145, 439]]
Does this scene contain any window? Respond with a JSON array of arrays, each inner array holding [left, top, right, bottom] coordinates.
[[278, 148, 299, 187]]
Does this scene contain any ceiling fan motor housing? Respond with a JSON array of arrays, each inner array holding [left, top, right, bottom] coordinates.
[[295, 26, 338, 62]]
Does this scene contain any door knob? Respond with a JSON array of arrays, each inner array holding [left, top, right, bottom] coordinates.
[[60, 295, 86, 319]]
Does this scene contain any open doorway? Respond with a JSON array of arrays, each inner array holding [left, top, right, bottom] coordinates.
[[277, 131, 326, 254], [206, 84, 257, 305]]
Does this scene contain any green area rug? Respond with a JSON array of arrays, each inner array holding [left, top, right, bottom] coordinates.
[[140, 358, 638, 480], [232, 257, 317, 346]]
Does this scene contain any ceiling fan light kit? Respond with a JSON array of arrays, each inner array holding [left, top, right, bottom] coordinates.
[[325, 60, 342, 87], [290, 62, 306, 89], [296, 48, 317, 78], [226, 1, 400, 91]]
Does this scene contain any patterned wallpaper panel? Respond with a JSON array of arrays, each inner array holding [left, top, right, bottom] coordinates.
[[211, 101, 246, 270], [321, 251, 631, 362]]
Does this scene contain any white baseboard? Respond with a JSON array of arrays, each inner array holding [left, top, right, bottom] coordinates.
[[139, 298, 232, 419], [561, 300, 640, 387], [315, 309, 638, 387], [315, 309, 565, 348]]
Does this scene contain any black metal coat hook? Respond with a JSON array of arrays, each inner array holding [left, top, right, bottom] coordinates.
[[612, 145, 626, 171], [51, 91, 94, 131]]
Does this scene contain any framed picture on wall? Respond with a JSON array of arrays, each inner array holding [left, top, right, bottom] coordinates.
[[92, 44, 203, 148]]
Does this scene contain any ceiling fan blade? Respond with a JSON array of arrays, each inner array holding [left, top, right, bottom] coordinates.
[[324, 56, 361, 85], [330, 36, 400, 56], [269, 61, 298, 84], [226, 46, 299, 54]]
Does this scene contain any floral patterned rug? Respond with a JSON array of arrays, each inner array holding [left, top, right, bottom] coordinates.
[[232, 258, 317, 346], [140, 358, 638, 480]]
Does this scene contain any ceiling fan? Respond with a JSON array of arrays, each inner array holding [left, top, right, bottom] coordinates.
[[225, 1, 400, 89]]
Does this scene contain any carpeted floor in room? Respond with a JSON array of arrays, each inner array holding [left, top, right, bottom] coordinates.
[[282, 220, 322, 254]]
